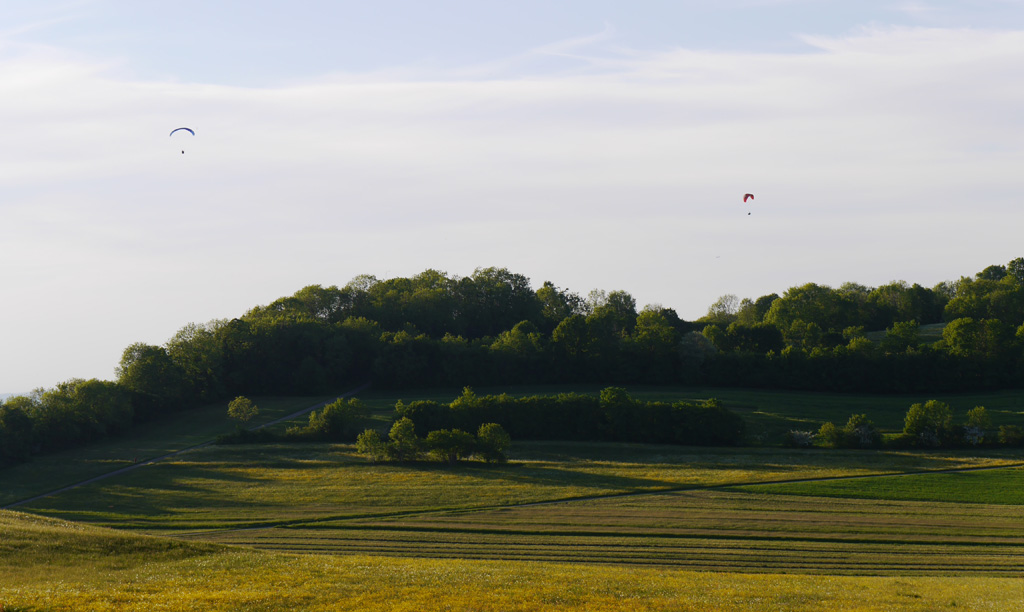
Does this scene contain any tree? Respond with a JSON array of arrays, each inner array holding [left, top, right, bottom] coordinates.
[[704, 294, 740, 325], [941, 317, 1015, 359], [551, 314, 588, 359], [425, 429, 476, 464], [385, 417, 422, 461], [881, 320, 920, 354], [475, 422, 511, 463], [300, 398, 368, 440], [976, 265, 1007, 281], [764, 283, 856, 339], [842, 413, 881, 448], [356, 429, 387, 461], [816, 421, 842, 448], [227, 396, 259, 423], [903, 400, 954, 447], [1007, 257, 1024, 284], [629, 309, 679, 381], [166, 320, 227, 401], [489, 320, 546, 382], [116, 343, 187, 414], [536, 281, 584, 332]]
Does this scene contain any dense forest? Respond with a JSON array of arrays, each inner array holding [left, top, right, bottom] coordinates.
[[2, 259, 1023, 465]]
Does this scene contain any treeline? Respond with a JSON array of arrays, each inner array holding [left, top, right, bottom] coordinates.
[[3, 261, 1024, 466], [395, 387, 745, 447], [0, 379, 133, 466], [108, 259, 1024, 402]]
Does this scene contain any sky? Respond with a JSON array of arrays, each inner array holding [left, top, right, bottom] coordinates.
[[3, 0, 1024, 392]]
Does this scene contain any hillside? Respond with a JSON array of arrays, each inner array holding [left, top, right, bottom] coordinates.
[[3, 260, 1023, 472]]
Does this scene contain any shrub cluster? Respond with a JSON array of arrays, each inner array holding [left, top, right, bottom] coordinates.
[[799, 402, 1022, 450], [355, 418, 511, 464]]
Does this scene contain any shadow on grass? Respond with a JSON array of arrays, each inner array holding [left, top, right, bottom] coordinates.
[[381, 460, 679, 492], [20, 463, 274, 524]]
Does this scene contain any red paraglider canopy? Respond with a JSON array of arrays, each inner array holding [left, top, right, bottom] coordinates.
[[743, 193, 754, 202]]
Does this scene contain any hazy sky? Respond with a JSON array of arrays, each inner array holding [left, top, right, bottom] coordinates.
[[3, 1, 1024, 392]]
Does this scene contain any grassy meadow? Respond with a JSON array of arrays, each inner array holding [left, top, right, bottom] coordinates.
[[5, 507, 1024, 611], [4, 384, 1024, 610], [0, 395, 334, 507]]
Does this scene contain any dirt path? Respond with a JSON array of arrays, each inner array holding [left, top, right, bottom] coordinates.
[[2, 383, 370, 510]]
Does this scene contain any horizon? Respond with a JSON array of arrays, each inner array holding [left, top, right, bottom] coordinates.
[[4, 1, 1024, 391]]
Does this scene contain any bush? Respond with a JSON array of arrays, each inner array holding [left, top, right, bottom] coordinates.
[[784, 430, 815, 448], [355, 429, 387, 462], [475, 422, 511, 463], [998, 424, 1024, 447], [816, 422, 841, 448], [903, 400, 955, 448], [425, 429, 476, 464], [290, 398, 369, 441], [843, 413, 882, 448]]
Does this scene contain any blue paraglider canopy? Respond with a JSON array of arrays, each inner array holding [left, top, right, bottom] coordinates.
[[170, 127, 194, 154]]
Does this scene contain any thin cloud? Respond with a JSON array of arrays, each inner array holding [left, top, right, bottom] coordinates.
[[3, 25, 1024, 389]]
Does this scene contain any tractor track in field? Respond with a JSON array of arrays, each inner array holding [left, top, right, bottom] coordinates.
[[1, 383, 370, 510]]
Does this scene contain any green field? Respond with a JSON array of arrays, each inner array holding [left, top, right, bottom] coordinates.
[[4, 385, 1024, 610], [739, 465, 1024, 505]]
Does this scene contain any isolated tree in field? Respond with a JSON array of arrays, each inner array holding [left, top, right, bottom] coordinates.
[[903, 400, 954, 447], [475, 422, 511, 463], [227, 396, 259, 423]]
